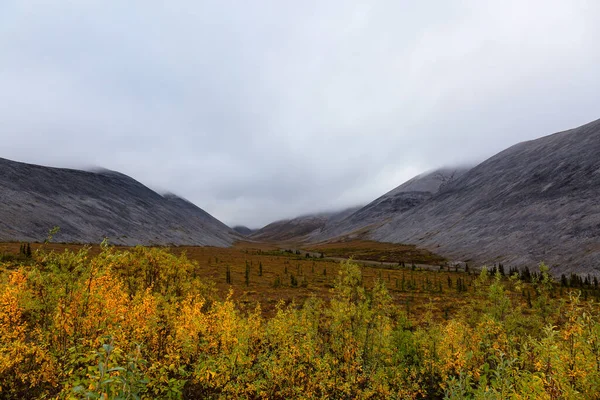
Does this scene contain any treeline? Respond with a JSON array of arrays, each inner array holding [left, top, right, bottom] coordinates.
[[1, 246, 600, 398]]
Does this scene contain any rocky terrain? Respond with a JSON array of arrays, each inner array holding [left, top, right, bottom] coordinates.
[[309, 167, 470, 242], [0, 158, 240, 246], [252, 168, 469, 244], [232, 226, 255, 236], [259, 118, 600, 274], [3, 117, 600, 274], [250, 206, 361, 242], [372, 118, 600, 274]]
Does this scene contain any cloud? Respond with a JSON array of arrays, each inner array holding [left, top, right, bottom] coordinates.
[[1, 0, 599, 227]]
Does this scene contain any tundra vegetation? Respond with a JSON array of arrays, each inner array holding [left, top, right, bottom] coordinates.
[[1, 242, 600, 399]]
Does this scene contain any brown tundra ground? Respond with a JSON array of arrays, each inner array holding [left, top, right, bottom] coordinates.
[[0, 239, 523, 321]]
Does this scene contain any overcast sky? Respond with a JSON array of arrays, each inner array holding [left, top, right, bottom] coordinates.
[[1, 1, 599, 228]]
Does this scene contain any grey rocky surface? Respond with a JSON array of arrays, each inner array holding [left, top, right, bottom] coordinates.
[[372, 118, 600, 275], [0, 158, 241, 246], [309, 167, 470, 242], [232, 226, 255, 236], [250, 206, 362, 242]]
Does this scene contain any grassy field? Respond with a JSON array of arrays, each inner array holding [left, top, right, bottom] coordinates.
[[0, 240, 469, 319], [2, 239, 595, 321], [305, 239, 447, 265]]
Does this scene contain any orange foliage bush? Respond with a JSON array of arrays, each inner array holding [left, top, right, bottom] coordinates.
[[1, 246, 600, 399]]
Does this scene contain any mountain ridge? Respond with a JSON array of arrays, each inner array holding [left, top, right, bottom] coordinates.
[[372, 118, 600, 274], [250, 206, 362, 242], [0, 157, 240, 246], [307, 167, 471, 242]]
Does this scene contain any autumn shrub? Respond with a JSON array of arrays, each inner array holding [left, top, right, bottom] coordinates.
[[1, 246, 600, 399]]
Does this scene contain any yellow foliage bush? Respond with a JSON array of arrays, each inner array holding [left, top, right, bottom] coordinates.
[[1, 247, 600, 399]]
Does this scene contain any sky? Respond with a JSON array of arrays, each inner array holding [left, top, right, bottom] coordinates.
[[1, 1, 599, 228]]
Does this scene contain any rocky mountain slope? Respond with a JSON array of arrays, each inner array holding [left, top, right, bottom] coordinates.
[[250, 206, 361, 242], [372, 118, 600, 274], [0, 158, 240, 246], [310, 167, 470, 242], [232, 226, 255, 236]]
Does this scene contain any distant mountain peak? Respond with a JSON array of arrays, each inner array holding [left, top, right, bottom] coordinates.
[[306, 166, 471, 243], [232, 226, 255, 236], [250, 206, 362, 242]]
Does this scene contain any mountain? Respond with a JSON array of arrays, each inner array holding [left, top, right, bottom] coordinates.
[[250, 206, 362, 242], [372, 118, 600, 275], [0, 158, 241, 246], [310, 167, 470, 242], [232, 226, 255, 236]]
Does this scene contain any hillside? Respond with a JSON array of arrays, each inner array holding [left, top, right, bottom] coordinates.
[[232, 226, 255, 236], [373, 118, 600, 274], [310, 167, 470, 242], [250, 206, 361, 242], [0, 158, 240, 246]]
